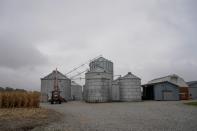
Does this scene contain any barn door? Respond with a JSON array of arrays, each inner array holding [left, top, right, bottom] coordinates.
[[163, 91, 173, 100]]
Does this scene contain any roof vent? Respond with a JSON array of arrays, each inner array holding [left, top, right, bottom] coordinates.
[[128, 72, 132, 75]]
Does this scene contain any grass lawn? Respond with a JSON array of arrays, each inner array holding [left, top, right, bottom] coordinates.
[[184, 101, 197, 106], [0, 108, 61, 131]]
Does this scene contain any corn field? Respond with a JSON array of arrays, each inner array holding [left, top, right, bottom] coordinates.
[[0, 91, 40, 108]]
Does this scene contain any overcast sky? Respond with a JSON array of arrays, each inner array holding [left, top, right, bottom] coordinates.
[[0, 0, 197, 91]]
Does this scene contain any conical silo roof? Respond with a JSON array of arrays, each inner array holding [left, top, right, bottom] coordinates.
[[121, 72, 141, 79]]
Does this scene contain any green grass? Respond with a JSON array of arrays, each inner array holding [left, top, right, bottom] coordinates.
[[185, 102, 197, 106]]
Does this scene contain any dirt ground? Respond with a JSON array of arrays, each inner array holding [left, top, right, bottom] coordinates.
[[0, 108, 62, 131], [38, 101, 197, 131]]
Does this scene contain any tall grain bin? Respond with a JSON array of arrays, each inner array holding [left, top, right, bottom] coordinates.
[[119, 72, 141, 101], [89, 57, 113, 80], [85, 70, 111, 102], [84, 57, 114, 102], [71, 81, 82, 100], [41, 70, 71, 102], [112, 79, 120, 101]]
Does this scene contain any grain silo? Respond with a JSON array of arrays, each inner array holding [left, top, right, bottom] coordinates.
[[85, 70, 111, 102], [71, 81, 82, 100], [84, 57, 113, 102], [41, 70, 71, 102], [89, 57, 113, 80], [112, 78, 120, 101], [119, 72, 141, 101]]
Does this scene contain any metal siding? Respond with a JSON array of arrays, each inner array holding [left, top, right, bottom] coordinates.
[[84, 72, 111, 102], [85, 78, 110, 102], [41, 78, 71, 102], [154, 83, 179, 101], [112, 82, 120, 101], [189, 87, 197, 99], [85, 71, 113, 102], [89, 58, 113, 76], [148, 74, 188, 87], [163, 91, 174, 100], [119, 78, 141, 102], [71, 85, 82, 100]]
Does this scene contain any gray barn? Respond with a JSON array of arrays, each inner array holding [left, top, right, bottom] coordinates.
[[187, 81, 197, 99], [41, 70, 71, 102], [143, 82, 179, 101], [71, 81, 82, 100], [143, 74, 189, 101]]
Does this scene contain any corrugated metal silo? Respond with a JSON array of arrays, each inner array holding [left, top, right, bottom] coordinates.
[[71, 81, 82, 100], [89, 57, 113, 79], [84, 57, 114, 102], [119, 72, 141, 101], [112, 79, 120, 101], [85, 71, 111, 102]]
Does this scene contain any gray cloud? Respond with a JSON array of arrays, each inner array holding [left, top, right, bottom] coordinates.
[[0, 0, 197, 90], [0, 33, 48, 69]]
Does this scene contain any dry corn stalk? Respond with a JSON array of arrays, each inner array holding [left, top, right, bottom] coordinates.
[[0, 91, 40, 108]]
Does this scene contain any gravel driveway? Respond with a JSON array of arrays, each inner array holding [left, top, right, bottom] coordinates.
[[35, 101, 197, 131]]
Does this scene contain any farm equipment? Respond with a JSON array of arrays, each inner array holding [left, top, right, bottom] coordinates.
[[50, 68, 62, 104]]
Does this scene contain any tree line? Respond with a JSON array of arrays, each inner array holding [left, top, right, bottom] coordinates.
[[0, 87, 27, 92]]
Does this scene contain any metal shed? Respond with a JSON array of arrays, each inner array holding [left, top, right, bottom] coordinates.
[[143, 74, 189, 100], [41, 70, 71, 102], [142, 81, 179, 101], [187, 81, 197, 99]]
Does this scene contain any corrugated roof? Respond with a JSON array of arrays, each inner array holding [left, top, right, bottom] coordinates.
[[42, 70, 70, 80], [148, 74, 188, 87], [143, 81, 179, 88], [187, 81, 197, 87], [71, 81, 81, 86], [121, 72, 141, 79], [92, 57, 112, 62]]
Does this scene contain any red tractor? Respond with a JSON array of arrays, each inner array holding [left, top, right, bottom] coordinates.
[[51, 90, 62, 104]]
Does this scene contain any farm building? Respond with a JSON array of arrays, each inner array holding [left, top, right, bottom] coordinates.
[[71, 81, 82, 100], [119, 72, 142, 101], [112, 79, 120, 101], [142, 74, 189, 101], [84, 57, 113, 102], [187, 81, 197, 99], [112, 72, 142, 102], [41, 70, 71, 102], [84, 56, 142, 102], [89, 57, 113, 77]]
